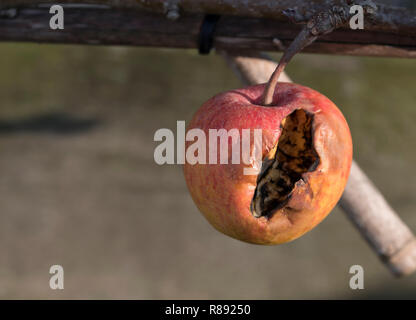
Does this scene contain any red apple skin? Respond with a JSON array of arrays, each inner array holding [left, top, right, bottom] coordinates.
[[184, 83, 352, 245]]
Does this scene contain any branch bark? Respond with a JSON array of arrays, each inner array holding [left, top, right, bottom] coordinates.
[[3, 0, 414, 35], [221, 50, 416, 277], [0, 6, 415, 58]]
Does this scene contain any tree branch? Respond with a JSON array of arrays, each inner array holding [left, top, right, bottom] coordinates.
[[0, 6, 415, 58], [3, 0, 414, 35]]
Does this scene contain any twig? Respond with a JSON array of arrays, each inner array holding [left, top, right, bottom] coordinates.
[[220, 50, 416, 277], [262, 1, 376, 105]]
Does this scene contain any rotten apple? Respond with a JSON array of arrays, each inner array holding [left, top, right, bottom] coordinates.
[[183, 82, 352, 244]]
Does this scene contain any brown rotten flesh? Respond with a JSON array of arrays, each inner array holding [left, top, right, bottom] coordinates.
[[251, 110, 319, 219]]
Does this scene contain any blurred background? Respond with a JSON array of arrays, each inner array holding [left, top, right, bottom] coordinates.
[[0, 43, 415, 299]]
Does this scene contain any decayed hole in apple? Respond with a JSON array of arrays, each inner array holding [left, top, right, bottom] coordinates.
[[251, 109, 320, 219]]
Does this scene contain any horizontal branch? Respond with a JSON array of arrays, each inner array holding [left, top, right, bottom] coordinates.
[[0, 6, 415, 58], [2, 0, 416, 36]]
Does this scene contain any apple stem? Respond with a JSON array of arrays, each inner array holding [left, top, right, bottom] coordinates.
[[261, 1, 377, 106], [262, 28, 317, 106]]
